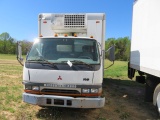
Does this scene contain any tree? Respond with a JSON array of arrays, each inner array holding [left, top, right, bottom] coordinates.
[[105, 37, 131, 61], [21, 40, 33, 55], [0, 32, 16, 54], [105, 38, 116, 59], [0, 32, 33, 55]]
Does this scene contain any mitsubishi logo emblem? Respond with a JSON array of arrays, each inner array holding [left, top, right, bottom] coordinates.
[[57, 76, 62, 80]]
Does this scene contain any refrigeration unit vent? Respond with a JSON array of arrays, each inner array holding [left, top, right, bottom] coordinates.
[[64, 14, 85, 28]]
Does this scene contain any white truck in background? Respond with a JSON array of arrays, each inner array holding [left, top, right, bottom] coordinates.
[[17, 13, 115, 108], [128, 0, 160, 114]]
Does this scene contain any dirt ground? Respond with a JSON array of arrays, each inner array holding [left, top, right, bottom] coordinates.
[[33, 78, 159, 120], [0, 58, 159, 120]]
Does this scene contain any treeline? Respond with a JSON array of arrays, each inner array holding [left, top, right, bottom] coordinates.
[[0, 32, 131, 61], [0, 32, 32, 55], [105, 37, 130, 61]]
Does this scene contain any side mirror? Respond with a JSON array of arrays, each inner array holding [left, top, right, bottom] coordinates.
[[104, 45, 115, 69], [108, 45, 115, 61], [17, 41, 24, 66]]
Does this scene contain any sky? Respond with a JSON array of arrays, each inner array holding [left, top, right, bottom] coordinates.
[[0, 0, 133, 41]]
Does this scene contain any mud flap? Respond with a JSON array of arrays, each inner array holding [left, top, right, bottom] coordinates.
[[145, 83, 154, 102], [128, 62, 135, 79]]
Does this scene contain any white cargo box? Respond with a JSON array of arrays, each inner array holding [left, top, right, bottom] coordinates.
[[130, 0, 160, 77], [38, 13, 105, 46]]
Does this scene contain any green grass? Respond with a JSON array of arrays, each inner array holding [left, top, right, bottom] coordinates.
[[104, 60, 128, 79], [0, 54, 31, 119], [0, 54, 17, 60], [0, 54, 26, 60]]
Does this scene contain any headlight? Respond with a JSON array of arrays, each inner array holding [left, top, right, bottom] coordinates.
[[82, 88, 90, 93], [91, 88, 98, 93], [32, 86, 40, 91], [25, 85, 32, 90]]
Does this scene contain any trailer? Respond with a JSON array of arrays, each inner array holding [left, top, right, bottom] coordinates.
[[128, 0, 160, 114], [17, 13, 115, 108]]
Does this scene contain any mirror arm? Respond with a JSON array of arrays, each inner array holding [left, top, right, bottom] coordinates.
[[17, 58, 24, 66], [105, 45, 114, 52], [104, 44, 115, 69], [104, 61, 114, 70], [17, 42, 24, 66]]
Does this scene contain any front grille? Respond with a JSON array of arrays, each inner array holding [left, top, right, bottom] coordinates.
[[64, 14, 85, 28], [41, 89, 80, 94]]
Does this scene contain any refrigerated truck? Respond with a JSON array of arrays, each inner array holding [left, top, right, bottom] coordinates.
[[128, 0, 160, 114], [17, 13, 115, 108]]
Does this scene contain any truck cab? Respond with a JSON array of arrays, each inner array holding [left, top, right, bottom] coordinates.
[[17, 13, 114, 108]]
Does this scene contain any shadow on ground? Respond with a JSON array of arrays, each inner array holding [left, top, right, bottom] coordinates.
[[36, 78, 159, 120], [36, 107, 99, 120]]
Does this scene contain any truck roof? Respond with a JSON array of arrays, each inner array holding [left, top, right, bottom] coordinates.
[[38, 36, 95, 39]]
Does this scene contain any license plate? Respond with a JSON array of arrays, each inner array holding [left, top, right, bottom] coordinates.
[[44, 84, 76, 88]]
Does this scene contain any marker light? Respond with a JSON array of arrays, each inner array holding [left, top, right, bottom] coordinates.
[[64, 34, 68, 37], [96, 21, 100, 23], [39, 35, 43, 37], [54, 34, 58, 37], [74, 34, 77, 37], [43, 20, 47, 23], [90, 36, 93, 38]]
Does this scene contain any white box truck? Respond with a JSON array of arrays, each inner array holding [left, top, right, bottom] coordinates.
[[17, 13, 115, 108], [128, 0, 160, 114]]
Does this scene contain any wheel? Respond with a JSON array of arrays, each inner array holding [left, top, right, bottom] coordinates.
[[144, 75, 156, 102], [153, 83, 160, 116]]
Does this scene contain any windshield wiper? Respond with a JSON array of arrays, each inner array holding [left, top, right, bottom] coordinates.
[[27, 56, 55, 66], [71, 60, 93, 68]]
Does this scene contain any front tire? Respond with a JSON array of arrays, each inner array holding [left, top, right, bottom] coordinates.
[[153, 83, 160, 116]]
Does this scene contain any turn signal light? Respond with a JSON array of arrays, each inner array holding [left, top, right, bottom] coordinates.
[[64, 34, 68, 37], [96, 21, 100, 23], [54, 34, 58, 37], [90, 36, 93, 38], [39, 35, 43, 37], [74, 34, 77, 37], [43, 20, 47, 23]]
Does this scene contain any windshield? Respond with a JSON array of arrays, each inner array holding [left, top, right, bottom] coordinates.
[[27, 38, 100, 64]]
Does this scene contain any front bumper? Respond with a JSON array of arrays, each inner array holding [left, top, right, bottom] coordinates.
[[23, 93, 105, 108]]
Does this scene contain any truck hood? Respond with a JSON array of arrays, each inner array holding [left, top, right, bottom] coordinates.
[[27, 69, 94, 84]]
